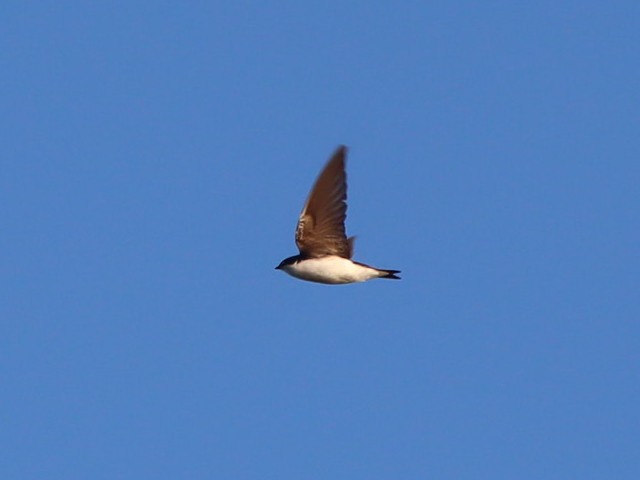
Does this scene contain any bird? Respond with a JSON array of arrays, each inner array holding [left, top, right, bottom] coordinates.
[[276, 145, 401, 284]]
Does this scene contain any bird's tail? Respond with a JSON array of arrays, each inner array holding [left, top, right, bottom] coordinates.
[[377, 269, 401, 280]]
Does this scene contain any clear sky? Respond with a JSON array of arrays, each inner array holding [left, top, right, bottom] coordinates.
[[2, 2, 639, 479]]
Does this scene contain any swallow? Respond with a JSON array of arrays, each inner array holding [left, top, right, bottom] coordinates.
[[276, 146, 400, 284]]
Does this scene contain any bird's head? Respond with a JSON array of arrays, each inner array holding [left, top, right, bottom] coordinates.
[[275, 255, 300, 271]]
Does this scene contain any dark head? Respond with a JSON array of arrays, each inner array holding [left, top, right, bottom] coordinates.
[[275, 255, 300, 270]]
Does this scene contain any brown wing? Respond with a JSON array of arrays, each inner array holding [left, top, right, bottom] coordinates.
[[295, 146, 353, 258]]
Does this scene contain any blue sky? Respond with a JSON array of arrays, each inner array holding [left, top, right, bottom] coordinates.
[[2, 2, 639, 478]]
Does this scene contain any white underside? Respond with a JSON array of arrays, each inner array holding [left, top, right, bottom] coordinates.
[[281, 256, 382, 284]]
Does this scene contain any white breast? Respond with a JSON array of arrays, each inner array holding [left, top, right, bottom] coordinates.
[[282, 256, 380, 284]]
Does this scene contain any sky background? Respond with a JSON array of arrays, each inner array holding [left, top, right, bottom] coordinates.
[[2, 2, 639, 479]]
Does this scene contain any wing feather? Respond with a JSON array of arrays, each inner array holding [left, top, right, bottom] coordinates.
[[295, 146, 352, 258]]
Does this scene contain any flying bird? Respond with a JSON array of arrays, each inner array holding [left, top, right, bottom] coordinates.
[[276, 146, 401, 284]]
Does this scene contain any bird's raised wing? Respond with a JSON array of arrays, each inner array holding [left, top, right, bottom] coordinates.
[[295, 146, 353, 259]]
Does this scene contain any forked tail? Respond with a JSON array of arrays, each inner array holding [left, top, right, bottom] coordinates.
[[378, 269, 401, 280]]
